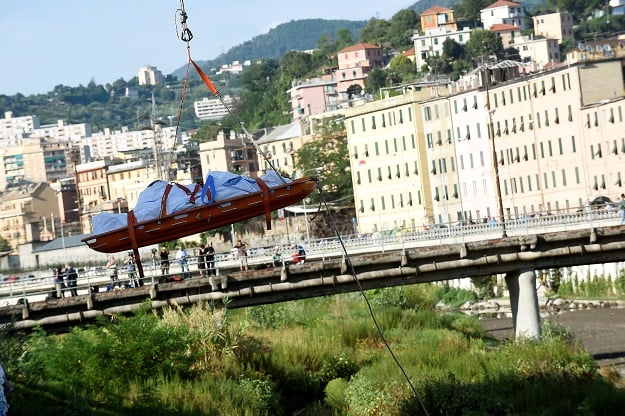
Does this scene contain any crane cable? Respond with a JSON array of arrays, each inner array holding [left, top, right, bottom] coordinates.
[[174, 0, 284, 184]]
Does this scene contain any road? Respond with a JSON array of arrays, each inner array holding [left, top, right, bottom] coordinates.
[[479, 307, 625, 375]]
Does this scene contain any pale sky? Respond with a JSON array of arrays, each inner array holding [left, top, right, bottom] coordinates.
[[0, 1, 413, 96]]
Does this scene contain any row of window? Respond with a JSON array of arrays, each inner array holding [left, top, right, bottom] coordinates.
[[358, 190, 422, 213], [352, 134, 417, 159], [350, 107, 414, 134]]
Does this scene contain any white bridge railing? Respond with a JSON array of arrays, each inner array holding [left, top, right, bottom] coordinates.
[[0, 209, 620, 306]]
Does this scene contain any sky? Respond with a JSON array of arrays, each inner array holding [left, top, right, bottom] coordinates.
[[0, 1, 414, 96]]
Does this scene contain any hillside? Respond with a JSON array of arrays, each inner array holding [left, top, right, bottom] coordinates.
[[171, 18, 367, 80]]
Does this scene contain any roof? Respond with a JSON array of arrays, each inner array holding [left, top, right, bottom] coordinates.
[[255, 121, 302, 144], [483, 0, 522, 10], [420, 5, 452, 15], [339, 43, 381, 53], [33, 234, 89, 252], [489, 23, 521, 32], [403, 47, 415, 57]]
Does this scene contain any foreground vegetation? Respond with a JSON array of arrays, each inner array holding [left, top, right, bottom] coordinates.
[[1, 284, 624, 415]]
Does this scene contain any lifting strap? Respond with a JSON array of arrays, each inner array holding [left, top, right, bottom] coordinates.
[[126, 211, 145, 279], [159, 182, 202, 221], [256, 178, 272, 230]]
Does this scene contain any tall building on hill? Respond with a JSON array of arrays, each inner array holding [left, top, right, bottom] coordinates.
[[138, 65, 164, 86]]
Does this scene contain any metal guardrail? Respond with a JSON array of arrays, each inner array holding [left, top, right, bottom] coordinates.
[[0, 209, 620, 306]]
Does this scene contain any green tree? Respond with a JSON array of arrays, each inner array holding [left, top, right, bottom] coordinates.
[[389, 55, 419, 83], [453, 0, 492, 25], [360, 18, 391, 46], [0, 236, 11, 252], [335, 28, 354, 51], [296, 121, 351, 204], [279, 51, 314, 79], [387, 9, 419, 51], [346, 84, 363, 100], [465, 29, 504, 64], [364, 68, 388, 95]]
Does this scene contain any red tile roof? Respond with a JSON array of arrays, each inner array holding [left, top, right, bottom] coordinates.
[[339, 43, 381, 53], [483, 0, 522, 10], [421, 5, 452, 15], [490, 23, 521, 32], [403, 47, 415, 57]]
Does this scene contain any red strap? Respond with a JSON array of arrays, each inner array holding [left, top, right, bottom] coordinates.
[[127, 211, 144, 279], [256, 178, 272, 230], [160, 183, 202, 219]]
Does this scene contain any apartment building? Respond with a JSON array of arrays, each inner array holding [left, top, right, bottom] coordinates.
[[0, 112, 40, 143], [510, 35, 561, 67], [345, 88, 447, 233], [480, 0, 527, 31], [420, 6, 457, 33], [255, 121, 310, 176], [288, 75, 339, 122], [413, 5, 471, 72], [344, 59, 625, 233], [198, 130, 259, 179], [0, 183, 58, 248], [532, 11, 574, 44], [194, 96, 236, 121]]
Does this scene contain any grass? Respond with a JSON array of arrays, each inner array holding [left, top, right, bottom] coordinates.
[[2, 283, 624, 415]]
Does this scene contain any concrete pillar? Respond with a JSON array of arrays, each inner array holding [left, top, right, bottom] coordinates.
[[505, 270, 541, 340]]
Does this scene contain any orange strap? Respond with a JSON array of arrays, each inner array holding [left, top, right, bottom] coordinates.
[[190, 58, 219, 96], [256, 178, 272, 230]]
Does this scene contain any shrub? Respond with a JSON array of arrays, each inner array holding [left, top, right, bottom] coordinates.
[[324, 377, 349, 412]]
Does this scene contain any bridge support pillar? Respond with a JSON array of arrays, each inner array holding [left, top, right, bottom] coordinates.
[[505, 270, 541, 340]]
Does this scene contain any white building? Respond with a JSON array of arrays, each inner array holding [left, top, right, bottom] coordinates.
[[480, 0, 527, 31], [412, 26, 472, 72], [194, 96, 236, 121]]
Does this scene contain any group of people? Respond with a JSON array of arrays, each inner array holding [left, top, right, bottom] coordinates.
[[92, 239, 306, 291], [51, 263, 79, 298]]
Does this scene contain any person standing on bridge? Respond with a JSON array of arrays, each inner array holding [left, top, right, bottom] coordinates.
[[159, 247, 170, 275], [65, 263, 78, 296], [234, 240, 248, 271], [106, 256, 119, 289], [619, 194, 625, 225], [54, 266, 65, 298], [176, 245, 192, 279]]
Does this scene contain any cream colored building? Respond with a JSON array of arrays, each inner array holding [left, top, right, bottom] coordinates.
[[345, 60, 625, 233], [346, 88, 445, 233], [510, 35, 561, 68], [255, 121, 310, 177], [198, 130, 259, 179], [532, 11, 574, 44], [138, 65, 164, 86]]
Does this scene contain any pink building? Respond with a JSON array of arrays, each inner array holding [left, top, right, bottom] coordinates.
[[336, 43, 384, 94], [288, 74, 339, 122]]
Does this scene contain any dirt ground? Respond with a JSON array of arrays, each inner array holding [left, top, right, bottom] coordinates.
[[479, 308, 625, 374]]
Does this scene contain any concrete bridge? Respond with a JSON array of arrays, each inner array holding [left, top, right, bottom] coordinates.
[[2, 221, 625, 337]]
